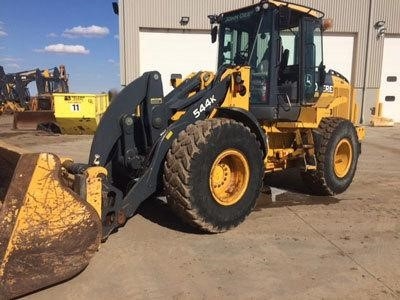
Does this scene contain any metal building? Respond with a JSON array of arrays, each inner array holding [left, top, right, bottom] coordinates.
[[116, 0, 400, 123]]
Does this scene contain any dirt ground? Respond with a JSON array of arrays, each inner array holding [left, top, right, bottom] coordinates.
[[1, 115, 399, 299]]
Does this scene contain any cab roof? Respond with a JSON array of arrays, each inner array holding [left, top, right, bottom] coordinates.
[[222, 0, 324, 19], [269, 0, 324, 18]]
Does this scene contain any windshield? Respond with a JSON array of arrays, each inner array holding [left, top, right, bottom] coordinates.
[[218, 8, 272, 73]]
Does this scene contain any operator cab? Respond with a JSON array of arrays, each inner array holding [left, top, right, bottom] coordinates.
[[213, 1, 326, 122]]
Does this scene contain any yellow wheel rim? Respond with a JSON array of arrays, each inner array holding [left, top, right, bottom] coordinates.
[[209, 149, 250, 206], [334, 139, 353, 178]]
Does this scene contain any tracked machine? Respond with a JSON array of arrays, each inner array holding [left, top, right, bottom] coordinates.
[[0, 1, 364, 298]]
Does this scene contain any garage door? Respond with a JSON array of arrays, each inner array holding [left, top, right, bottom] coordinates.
[[139, 30, 218, 94], [380, 37, 400, 122], [323, 35, 354, 82]]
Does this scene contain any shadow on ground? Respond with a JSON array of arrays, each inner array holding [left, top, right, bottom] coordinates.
[[138, 168, 340, 232], [257, 168, 340, 209], [137, 197, 204, 234], [255, 190, 339, 211], [264, 168, 310, 194]]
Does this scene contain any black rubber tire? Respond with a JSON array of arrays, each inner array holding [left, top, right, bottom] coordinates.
[[37, 122, 61, 134], [301, 117, 360, 196], [163, 118, 264, 233]]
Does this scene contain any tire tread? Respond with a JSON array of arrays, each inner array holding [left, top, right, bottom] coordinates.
[[164, 118, 263, 232], [301, 117, 357, 196]]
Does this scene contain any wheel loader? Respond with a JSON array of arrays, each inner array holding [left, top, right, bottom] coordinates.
[[0, 1, 365, 298]]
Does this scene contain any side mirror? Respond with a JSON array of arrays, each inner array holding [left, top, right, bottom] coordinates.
[[112, 2, 119, 15], [211, 26, 218, 43]]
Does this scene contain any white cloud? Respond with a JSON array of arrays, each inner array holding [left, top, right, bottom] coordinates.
[[108, 58, 119, 67], [0, 22, 7, 37], [0, 57, 21, 63], [0, 56, 22, 70], [40, 44, 90, 54], [6, 63, 20, 69], [63, 25, 109, 38], [46, 33, 58, 38], [114, 34, 119, 40]]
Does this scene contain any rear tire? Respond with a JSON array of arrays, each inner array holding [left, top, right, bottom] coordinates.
[[163, 118, 264, 232], [301, 117, 360, 196]]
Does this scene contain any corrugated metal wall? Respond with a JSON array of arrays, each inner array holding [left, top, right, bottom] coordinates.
[[368, 0, 400, 88], [119, 0, 400, 90], [119, 0, 253, 85]]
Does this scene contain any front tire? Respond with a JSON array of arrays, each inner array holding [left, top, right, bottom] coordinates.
[[301, 118, 360, 195], [163, 118, 264, 233]]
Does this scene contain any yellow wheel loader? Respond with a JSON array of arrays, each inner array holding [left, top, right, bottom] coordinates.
[[11, 65, 69, 131], [0, 1, 364, 298]]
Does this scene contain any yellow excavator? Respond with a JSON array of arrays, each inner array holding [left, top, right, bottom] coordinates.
[[0, 1, 365, 298]]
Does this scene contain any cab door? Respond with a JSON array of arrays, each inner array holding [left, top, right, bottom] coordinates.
[[301, 17, 323, 103]]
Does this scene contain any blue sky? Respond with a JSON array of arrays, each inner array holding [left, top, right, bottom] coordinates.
[[0, 0, 120, 93]]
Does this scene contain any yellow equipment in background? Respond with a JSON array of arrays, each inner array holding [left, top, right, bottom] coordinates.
[[8, 65, 112, 134], [53, 93, 109, 134], [370, 96, 395, 127]]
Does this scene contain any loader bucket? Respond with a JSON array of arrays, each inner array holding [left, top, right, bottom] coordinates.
[[13, 110, 56, 130], [0, 142, 101, 299]]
